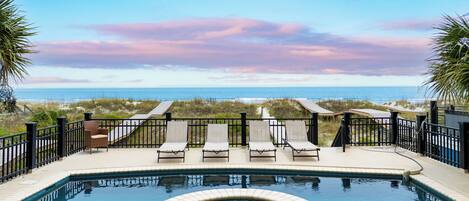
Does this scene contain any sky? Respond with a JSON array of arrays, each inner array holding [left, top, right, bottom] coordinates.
[[12, 0, 469, 88]]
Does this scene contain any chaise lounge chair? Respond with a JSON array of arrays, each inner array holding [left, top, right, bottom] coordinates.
[[284, 120, 320, 161], [248, 121, 276, 161], [202, 124, 229, 161], [157, 121, 188, 163]]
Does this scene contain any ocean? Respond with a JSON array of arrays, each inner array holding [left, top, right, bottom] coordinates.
[[13, 87, 430, 103]]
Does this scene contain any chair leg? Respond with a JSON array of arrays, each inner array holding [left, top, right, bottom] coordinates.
[[274, 150, 277, 162], [157, 151, 160, 163], [249, 151, 252, 162], [317, 150, 320, 161], [202, 151, 204, 162], [183, 151, 185, 163], [227, 150, 230, 162], [292, 150, 295, 161]]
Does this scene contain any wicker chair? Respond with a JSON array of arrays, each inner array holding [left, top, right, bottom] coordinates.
[[84, 121, 109, 153]]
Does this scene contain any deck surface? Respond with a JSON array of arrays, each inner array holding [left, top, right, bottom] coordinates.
[[0, 146, 468, 200]]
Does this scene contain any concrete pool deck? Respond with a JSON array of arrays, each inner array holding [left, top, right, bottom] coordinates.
[[0, 146, 468, 201]]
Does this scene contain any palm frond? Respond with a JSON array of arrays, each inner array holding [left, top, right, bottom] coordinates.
[[0, 0, 36, 85], [425, 15, 469, 103]]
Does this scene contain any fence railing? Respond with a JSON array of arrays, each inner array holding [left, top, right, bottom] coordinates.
[[91, 113, 319, 148], [36, 125, 60, 167], [0, 132, 28, 183], [0, 118, 86, 183], [340, 112, 469, 169], [347, 117, 393, 146], [421, 122, 461, 167], [396, 118, 418, 152]]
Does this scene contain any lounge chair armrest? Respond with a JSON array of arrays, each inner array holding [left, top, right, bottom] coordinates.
[[97, 128, 108, 134]]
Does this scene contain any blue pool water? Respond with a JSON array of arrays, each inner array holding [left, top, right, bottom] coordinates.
[[14, 87, 427, 103], [26, 170, 448, 201]]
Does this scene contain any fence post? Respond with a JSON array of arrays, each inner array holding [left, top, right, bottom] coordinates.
[[84, 112, 93, 121], [459, 122, 469, 172], [26, 122, 37, 171], [165, 112, 172, 122], [311, 112, 319, 145], [57, 117, 67, 158], [241, 112, 247, 146], [430, 100, 438, 125], [391, 111, 399, 144], [416, 115, 427, 155], [342, 112, 351, 152]]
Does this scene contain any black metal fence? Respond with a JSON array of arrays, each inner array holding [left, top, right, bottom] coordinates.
[[397, 118, 418, 152], [0, 118, 86, 183], [92, 113, 319, 148], [0, 132, 28, 182], [340, 112, 469, 169], [421, 122, 461, 167], [347, 117, 393, 146]]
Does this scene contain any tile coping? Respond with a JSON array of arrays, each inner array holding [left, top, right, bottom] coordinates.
[[8, 164, 467, 201], [166, 188, 307, 201]]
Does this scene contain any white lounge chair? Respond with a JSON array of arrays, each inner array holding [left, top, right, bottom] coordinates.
[[248, 121, 276, 161], [202, 124, 229, 161], [284, 121, 320, 161], [157, 121, 188, 163]]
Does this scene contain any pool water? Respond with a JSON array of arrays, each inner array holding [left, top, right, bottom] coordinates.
[[27, 172, 448, 201]]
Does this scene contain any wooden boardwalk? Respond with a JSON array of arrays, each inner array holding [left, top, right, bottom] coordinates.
[[108, 101, 173, 144], [296, 99, 339, 116]]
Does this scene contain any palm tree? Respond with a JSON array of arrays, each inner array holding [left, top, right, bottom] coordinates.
[[425, 15, 469, 103], [0, 0, 35, 112]]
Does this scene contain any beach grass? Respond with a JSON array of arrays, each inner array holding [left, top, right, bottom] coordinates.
[[1, 98, 422, 146]]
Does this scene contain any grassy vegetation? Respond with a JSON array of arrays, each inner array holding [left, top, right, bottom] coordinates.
[[263, 99, 421, 146], [262, 99, 309, 118], [1, 98, 423, 147], [0, 99, 161, 136], [170, 99, 259, 118]]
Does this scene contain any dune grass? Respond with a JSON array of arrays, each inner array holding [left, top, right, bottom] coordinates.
[[169, 99, 259, 118]]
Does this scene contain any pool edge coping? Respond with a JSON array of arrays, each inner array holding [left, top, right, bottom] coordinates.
[[11, 164, 465, 201]]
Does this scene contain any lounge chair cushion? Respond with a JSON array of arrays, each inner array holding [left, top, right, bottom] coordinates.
[[91, 134, 108, 139], [249, 121, 272, 142], [249, 142, 276, 151], [288, 141, 320, 151], [158, 142, 187, 152], [207, 124, 228, 142], [285, 121, 309, 141], [166, 121, 188, 143], [203, 142, 229, 152]]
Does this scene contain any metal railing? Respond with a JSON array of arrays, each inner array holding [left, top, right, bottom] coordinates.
[[347, 117, 393, 146], [340, 111, 468, 169], [0, 119, 86, 183], [422, 122, 460, 167], [92, 113, 319, 148], [36, 125, 60, 167], [0, 132, 28, 183], [396, 118, 418, 152]]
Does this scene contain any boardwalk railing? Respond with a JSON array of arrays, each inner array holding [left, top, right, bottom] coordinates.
[[340, 112, 469, 169]]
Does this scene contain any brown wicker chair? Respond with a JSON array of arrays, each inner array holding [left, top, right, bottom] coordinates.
[[84, 121, 109, 153]]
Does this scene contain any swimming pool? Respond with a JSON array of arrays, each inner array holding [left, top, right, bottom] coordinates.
[[24, 169, 450, 201]]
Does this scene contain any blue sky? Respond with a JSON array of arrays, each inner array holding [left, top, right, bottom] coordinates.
[[13, 0, 469, 88]]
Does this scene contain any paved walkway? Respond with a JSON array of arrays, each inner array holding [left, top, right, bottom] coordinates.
[[0, 147, 468, 200]]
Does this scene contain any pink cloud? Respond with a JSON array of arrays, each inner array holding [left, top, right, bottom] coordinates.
[[32, 18, 430, 75], [379, 19, 437, 31]]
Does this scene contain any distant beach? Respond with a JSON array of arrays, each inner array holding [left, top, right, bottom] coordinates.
[[14, 87, 428, 103]]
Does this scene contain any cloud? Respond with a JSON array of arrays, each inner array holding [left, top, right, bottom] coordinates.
[[32, 18, 431, 75], [22, 76, 91, 84], [379, 19, 437, 31]]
